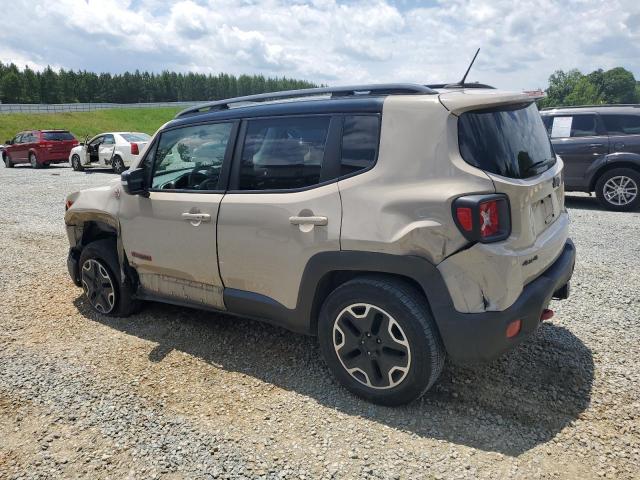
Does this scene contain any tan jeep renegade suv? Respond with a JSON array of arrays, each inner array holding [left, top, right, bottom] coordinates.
[[65, 84, 576, 405]]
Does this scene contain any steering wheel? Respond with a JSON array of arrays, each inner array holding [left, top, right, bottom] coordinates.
[[188, 165, 219, 190]]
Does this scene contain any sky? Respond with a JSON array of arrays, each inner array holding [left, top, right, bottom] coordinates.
[[0, 0, 638, 90]]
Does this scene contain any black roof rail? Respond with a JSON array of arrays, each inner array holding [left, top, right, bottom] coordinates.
[[175, 83, 435, 118], [540, 104, 640, 111], [426, 82, 496, 90]]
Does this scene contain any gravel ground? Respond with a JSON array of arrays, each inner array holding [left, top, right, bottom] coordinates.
[[0, 163, 639, 479]]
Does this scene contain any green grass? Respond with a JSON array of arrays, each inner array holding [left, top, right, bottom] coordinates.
[[0, 107, 182, 143]]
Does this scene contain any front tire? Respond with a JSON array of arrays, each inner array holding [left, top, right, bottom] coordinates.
[[595, 168, 640, 211], [78, 239, 141, 317], [3, 154, 13, 168], [29, 152, 41, 169], [318, 276, 445, 406], [112, 155, 126, 174], [71, 154, 83, 171]]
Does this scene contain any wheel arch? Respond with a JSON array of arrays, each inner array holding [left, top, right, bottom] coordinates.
[[589, 155, 640, 191], [297, 251, 455, 337]]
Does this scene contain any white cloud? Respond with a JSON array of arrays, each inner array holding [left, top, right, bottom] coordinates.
[[0, 0, 638, 90]]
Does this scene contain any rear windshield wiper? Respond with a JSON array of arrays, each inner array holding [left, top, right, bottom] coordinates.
[[522, 158, 555, 176]]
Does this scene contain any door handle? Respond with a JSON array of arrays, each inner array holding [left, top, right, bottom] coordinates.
[[181, 212, 211, 225], [588, 143, 604, 148], [289, 215, 328, 226]]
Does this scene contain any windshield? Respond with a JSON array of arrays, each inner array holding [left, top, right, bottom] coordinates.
[[43, 131, 75, 141], [121, 133, 151, 142], [458, 102, 556, 179]]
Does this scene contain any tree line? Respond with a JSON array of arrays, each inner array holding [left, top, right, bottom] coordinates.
[[1, 61, 638, 107], [537, 66, 639, 108], [0, 62, 318, 104]]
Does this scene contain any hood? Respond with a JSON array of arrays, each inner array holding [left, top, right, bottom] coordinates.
[[438, 89, 544, 115]]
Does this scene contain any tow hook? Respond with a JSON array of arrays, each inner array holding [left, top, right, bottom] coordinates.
[[541, 308, 554, 321]]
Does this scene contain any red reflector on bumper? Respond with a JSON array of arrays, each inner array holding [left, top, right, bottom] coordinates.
[[505, 319, 522, 338], [541, 308, 554, 321]]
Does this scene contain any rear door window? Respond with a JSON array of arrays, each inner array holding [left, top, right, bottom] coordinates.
[[458, 102, 556, 179], [238, 116, 331, 191], [547, 115, 599, 138], [602, 115, 640, 135], [340, 115, 380, 177]]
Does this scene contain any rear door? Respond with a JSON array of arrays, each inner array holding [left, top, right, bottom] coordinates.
[[119, 121, 237, 309], [457, 102, 567, 284], [601, 114, 640, 156], [99, 134, 116, 165], [217, 115, 342, 310], [547, 114, 608, 189]]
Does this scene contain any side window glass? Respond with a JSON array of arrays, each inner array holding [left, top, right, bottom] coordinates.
[[603, 115, 640, 135], [239, 116, 330, 191], [570, 115, 597, 137], [103, 135, 115, 145], [340, 115, 380, 176], [152, 122, 232, 191], [14, 134, 23, 144], [89, 137, 103, 147], [550, 115, 597, 138], [541, 116, 553, 135]]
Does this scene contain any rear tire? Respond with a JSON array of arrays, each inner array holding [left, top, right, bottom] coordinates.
[[71, 154, 83, 171], [112, 155, 126, 174], [78, 239, 141, 317], [318, 276, 445, 406], [29, 152, 41, 169], [595, 168, 640, 211]]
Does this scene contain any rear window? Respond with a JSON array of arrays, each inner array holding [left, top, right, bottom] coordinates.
[[121, 133, 151, 142], [458, 102, 556, 179], [42, 131, 75, 141]]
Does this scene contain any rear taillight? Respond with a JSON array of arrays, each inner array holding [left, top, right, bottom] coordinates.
[[453, 194, 511, 243], [65, 199, 74, 211], [130, 143, 139, 155]]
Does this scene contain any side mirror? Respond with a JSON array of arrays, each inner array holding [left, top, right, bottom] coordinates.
[[121, 168, 148, 196], [79, 142, 85, 146], [5, 140, 12, 145]]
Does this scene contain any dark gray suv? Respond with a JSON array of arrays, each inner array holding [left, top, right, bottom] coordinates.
[[541, 105, 640, 211]]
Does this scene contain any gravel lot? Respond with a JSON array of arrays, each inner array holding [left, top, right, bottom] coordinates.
[[1, 164, 639, 479]]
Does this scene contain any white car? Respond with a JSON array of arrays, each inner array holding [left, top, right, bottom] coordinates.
[[69, 132, 151, 173]]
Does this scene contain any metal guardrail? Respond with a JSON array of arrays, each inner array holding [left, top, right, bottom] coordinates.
[[0, 101, 199, 114]]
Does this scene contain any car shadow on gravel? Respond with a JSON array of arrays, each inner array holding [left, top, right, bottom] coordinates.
[[565, 194, 609, 211], [75, 296, 594, 457]]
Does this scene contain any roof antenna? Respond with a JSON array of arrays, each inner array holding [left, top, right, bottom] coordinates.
[[450, 48, 480, 88]]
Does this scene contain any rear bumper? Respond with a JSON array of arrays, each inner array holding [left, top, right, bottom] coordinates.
[[433, 239, 576, 363]]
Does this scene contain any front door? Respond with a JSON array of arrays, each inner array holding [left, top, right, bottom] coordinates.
[[119, 121, 236, 309], [549, 114, 608, 189], [8, 134, 26, 163], [217, 115, 342, 310], [84, 135, 103, 165]]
